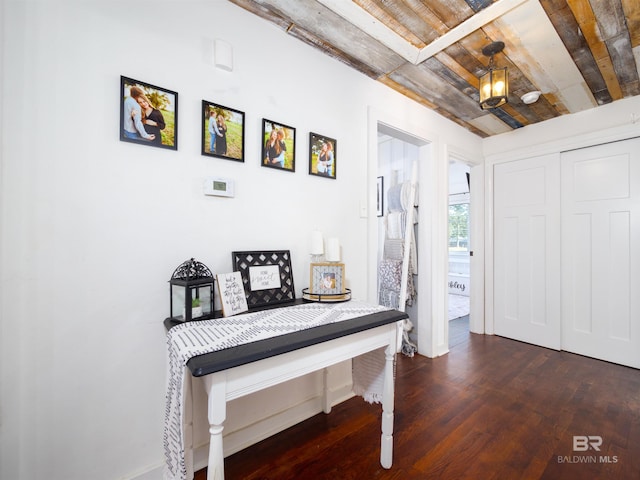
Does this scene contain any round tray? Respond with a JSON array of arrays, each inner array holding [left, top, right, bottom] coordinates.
[[302, 288, 351, 303]]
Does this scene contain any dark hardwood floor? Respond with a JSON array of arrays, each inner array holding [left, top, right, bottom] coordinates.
[[196, 322, 640, 480]]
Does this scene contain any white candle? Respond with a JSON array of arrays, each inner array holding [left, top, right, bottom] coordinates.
[[326, 237, 340, 262], [310, 230, 324, 255]]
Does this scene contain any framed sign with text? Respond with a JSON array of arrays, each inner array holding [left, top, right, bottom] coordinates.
[[231, 250, 295, 308]]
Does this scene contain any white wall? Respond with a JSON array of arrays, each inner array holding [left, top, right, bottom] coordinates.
[[0, 1, 481, 479]]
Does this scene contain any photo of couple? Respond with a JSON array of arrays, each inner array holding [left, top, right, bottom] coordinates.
[[202, 101, 245, 162], [309, 132, 336, 179], [120, 76, 177, 150], [262, 119, 296, 172]]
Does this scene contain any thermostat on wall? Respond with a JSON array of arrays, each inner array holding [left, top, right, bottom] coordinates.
[[203, 176, 235, 197]]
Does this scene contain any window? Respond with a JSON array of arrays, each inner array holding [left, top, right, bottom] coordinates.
[[448, 203, 469, 253]]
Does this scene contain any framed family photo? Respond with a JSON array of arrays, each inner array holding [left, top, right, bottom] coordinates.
[[201, 100, 245, 162], [120, 76, 177, 150], [309, 132, 336, 179], [310, 262, 345, 295], [262, 119, 296, 172]]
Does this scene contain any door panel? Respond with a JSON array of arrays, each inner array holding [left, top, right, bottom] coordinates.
[[561, 138, 640, 368], [494, 155, 561, 349]]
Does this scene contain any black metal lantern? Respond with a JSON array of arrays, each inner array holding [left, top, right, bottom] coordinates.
[[479, 41, 509, 110], [169, 258, 215, 322]]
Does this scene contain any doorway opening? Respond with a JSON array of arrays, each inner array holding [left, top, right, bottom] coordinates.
[[368, 108, 453, 358], [376, 126, 421, 351], [448, 160, 470, 346]]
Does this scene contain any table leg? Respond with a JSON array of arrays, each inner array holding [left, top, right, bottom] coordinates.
[[380, 344, 395, 469], [184, 374, 194, 480], [202, 372, 226, 480], [322, 367, 332, 414]]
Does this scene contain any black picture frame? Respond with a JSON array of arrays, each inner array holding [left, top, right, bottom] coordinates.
[[201, 100, 245, 162], [377, 176, 384, 217], [120, 76, 178, 150], [309, 132, 337, 179], [261, 119, 296, 172], [231, 250, 296, 309]]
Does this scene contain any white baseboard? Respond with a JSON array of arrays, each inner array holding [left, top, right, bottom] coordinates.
[[130, 385, 355, 480], [127, 465, 163, 480], [194, 385, 354, 470]]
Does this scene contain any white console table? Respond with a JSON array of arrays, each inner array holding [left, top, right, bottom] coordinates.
[[164, 302, 406, 480]]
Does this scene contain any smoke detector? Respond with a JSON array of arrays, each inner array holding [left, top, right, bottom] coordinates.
[[521, 91, 542, 104]]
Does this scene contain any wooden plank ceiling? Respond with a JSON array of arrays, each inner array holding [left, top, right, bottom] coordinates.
[[229, 0, 640, 137]]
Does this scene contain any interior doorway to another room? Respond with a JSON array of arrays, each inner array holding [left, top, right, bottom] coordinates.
[[369, 109, 454, 359], [376, 127, 422, 351], [448, 161, 471, 343]]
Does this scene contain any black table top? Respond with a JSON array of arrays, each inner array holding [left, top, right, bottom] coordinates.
[[164, 300, 408, 377]]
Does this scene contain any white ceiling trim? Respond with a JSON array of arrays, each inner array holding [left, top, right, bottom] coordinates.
[[318, 0, 530, 65], [414, 0, 530, 64], [316, 0, 420, 62], [469, 113, 513, 135]]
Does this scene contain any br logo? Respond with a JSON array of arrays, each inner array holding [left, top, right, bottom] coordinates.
[[573, 436, 602, 452]]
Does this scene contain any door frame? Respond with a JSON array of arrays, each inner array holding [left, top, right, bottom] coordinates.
[[366, 107, 484, 357], [447, 150, 485, 335]]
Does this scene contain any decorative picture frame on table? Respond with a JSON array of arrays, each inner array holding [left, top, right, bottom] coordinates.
[[309, 132, 337, 179], [261, 119, 296, 172], [231, 250, 295, 309], [120, 76, 178, 150], [201, 100, 245, 162], [310, 262, 345, 296], [377, 176, 384, 217]]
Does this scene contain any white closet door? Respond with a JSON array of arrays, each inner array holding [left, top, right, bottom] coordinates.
[[494, 155, 561, 349], [561, 138, 640, 368]]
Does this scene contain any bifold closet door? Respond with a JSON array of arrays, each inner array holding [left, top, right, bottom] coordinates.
[[494, 154, 561, 350], [561, 137, 640, 369]]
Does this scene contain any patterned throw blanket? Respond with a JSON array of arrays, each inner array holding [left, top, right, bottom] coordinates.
[[163, 301, 391, 480]]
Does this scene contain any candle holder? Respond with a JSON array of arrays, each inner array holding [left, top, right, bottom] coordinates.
[[310, 253, 324, 263]]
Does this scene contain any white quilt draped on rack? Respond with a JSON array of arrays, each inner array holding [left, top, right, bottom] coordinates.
[[378, 162, 418, 356], [164, 301, 391, 480]]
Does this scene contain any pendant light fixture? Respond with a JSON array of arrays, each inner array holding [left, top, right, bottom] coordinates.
[[479, 41, 508, 110]]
